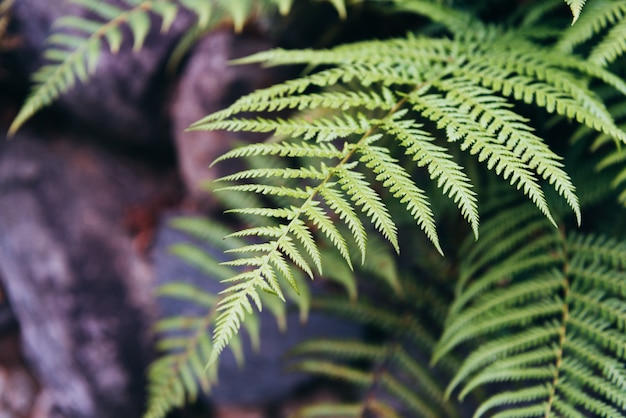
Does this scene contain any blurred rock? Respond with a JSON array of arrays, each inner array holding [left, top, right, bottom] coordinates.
[[152, 214, 364, 406], [0, 133, 179, 418], [0, 333, 40, 418], [168, 29, 277, 207]]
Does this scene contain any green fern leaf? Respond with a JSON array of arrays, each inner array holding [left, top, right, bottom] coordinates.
[[319, 186, 368, 264], [435, 200, 626, 417], [564, 0, 587, 24], [333, 165, 400, 253], [382, 118, 479, 238], [145, 215, 309, 418], [410, 91, 557, 226], [589, 17, 626, 66], [11, 0, 328, 135], [355, 142, 441, 254], [9, 0, 196, 135], [195, 23, 626, 371]]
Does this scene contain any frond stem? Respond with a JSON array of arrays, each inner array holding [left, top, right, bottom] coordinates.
[[544, 228, 571, 416]]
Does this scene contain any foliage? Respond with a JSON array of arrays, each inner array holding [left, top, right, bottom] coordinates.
[[10, 0, 626, 417], [7, 0, 348, 136]]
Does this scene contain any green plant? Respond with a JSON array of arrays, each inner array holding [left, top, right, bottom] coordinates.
[[10, 0, 626, 417]]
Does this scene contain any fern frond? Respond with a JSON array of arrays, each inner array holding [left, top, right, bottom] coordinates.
[[145, 216, 309, 418], [410, 91, 557, 226], [381, 118, 479, 239], [435, 200, 626, 417], [199, 114, 370, 142], [194, 23, 626, 370], [145, 283, 221, 418], [333, 164, 400, 253], [207, 188, 360, 364], [589, 17, 626, 66], [9, 0, 199, 135], [355, 143, 440, 254], [557, 0, 626, 53]]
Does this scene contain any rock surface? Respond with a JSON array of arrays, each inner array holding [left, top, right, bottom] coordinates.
[[169, 29, 276, 205], [0, 133, 179, 418]]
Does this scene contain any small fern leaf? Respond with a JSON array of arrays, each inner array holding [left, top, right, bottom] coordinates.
[[319, 186, 367, 264], [302, 199, 354, 268], [209, 279, 263, 365], [383, 118, 479, 238], [565, 0, 587, 24], [333, 165, 399, 253], [356, 143, 442, 254], [212, 142, 344, 165], [194, 115, 368, 143]]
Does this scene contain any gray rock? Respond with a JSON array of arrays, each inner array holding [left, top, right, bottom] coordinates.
[[168, 29, 277, 206], [0, 133, 178, 418], [152, 214, 364, 406]]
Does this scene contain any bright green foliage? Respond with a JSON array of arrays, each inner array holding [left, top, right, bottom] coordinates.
[[557, 0, 626, 64], [434, 200, 626, 417], [565, 0, 587, 23], [10, 0, 626, 417], [191, 4, 626, 368]]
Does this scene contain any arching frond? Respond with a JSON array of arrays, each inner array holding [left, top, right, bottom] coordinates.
[[8, 0, 203, 135], [192, 19, 626, 370], [589, 17, 626, 66]]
